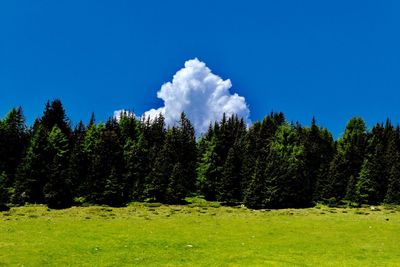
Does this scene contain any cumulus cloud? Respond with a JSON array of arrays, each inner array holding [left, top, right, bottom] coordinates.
[[141, 58, 250, 134]]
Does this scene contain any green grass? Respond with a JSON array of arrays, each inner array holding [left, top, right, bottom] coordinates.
[[1, 204, 400, 266]]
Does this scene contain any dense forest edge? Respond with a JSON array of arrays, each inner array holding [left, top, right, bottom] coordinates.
[[1, 99, 400, 211]]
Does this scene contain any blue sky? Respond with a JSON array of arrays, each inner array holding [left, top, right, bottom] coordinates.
[[0, 0, 399, 137]]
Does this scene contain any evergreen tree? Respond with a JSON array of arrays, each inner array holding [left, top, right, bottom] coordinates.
[[303, 118, 335, 202], [241, 112, 285, 195], [124, 135, 149, 200], [68, 121, 88, 198], [384, 152, 400, 204], [244, 156, 267, 209], [325, 117, 367, 202], [166, 163, 187, 204], [0, 172, 10, 211], [118, 111, 139, 144], [40, 99, 71, 136], [176, 113, 197, 194], [14, 125, 49, 204], [145, 144, 171, 202], [43, 126, 72, 209], [354, 124, 387, 204], [196, 137, 221, 200], [218, 144, 243, 204], [263, 124, 310, 208], [0, 107, 28, 189], [356, 160, 378, 204], [103, 167, 126, 207]]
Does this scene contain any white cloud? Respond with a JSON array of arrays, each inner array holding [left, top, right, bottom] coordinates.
[[113, 109, 135, 121], [116, 58, 250, 134]]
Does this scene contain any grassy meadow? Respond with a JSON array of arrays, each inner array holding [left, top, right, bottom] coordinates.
[[1, 201, 400, 266]]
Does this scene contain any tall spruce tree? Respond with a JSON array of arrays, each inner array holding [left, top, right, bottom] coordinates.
[[0, 172, 10, 211], [325, 117, 367, 202], [263, 124, 310, 208], [44, 126, 72, 209], [384, 152, 400, 204], [218, 144, 244, 204], [241, 112, 285, 196], [124, 135, 149, 201], [244, 155, 267, 209], [83, 122, 105, 203], [176, 113, 197, 194], [41, 99, 71, 136], [355, 124, 387, 204], [145, 130, 173, 202], [196, 136, 221, 200], [14, 125, 49, 204], [100, 119, 126, 206], [68, 121, 88, 198], [303, 118, 335, 202], [0, 107, 27, 189]]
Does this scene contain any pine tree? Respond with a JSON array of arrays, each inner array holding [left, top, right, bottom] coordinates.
[[303, 118, 335, 202], [68, 121, 88, 198], [354, 124, 387, 204], [145, 149, 170, 202], [176, 113, 197, 194], [0, 107, 28, 189], [263, 124, 310, 208], [384, 152, 400, 204], [82, 123, 103, 202], [196, 137, 221, 200], [244, 156, 267, 209], [14, 124, 49, 204], [218, 144, 243, 204], [355, 160, 378, 204], [145, 128, 175, 202], [0, 172, 10, 211], [103, 167, 126, 207], [166, 163, 187, 204], [40, 99, 71, 136], [241, 112, 285, 196], [326, 117, 367, 202], [124, 134, 149, 200], [44, 126, 72, 209]]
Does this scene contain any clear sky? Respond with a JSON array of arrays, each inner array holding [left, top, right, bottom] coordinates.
[[1, 0, 399, 137]]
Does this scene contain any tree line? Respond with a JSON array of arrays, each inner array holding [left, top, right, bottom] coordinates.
[[1, 99, 400, 210]]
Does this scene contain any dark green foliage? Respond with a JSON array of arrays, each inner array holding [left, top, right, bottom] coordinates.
[[325, 117, 367, 202], [145, 113, 197, 204], [241, 113, 285, 197], [303, 118, 335, 202], [385, 152, 400, 204], [44, 126, 72, 209], [166, 163, 187, 204], [145, 133, 172, 202], [14, 125, 49, 204], [2, 99, 400, 209], [68, 121, 88, 197], [84, 119, 126, 206], [124, 136, 149, 200], [0, 172, 10, 210], [40, 99, 71, 136], [0, 108, 28, 189], [354, 124, 387, 204], [197, 137, 221, 200], [244, 156, 267, 209], [356, 161, 379, 204], [264, 124, 311, 208], [218, 144, 243, 203], [103, 167, 126, 207]]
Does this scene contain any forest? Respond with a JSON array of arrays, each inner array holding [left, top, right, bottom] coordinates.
[[1, 99, 400, 210]]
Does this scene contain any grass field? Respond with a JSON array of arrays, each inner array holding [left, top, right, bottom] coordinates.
[[1, 202, 400, 266]]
